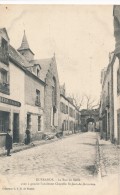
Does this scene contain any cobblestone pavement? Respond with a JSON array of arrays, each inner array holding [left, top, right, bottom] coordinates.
[[0, 132, 98, 180], [99, 139, 120, 178]]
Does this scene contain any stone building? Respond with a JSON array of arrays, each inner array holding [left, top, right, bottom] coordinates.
[[0, 28, 26, 147], [60, 84, 81, 134], [18, 31, 61, 134], [0, 27, 82, 148], [99, 5, 120, 144], [17, 31, 45, 141], [113, 5, 120, 144], [99, 51, 120, 144], [0, 28, 45, 146], [30, 54, 60, 133], [0, 28, 61, 147], [99, 53, 115, 142]]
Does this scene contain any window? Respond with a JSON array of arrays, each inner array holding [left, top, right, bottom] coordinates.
[[38, 116, 41, 131], [52, 77, 57, 106], [60, 102, 63, 112], [0, 69, 9, 94], [69, 107, 74, 117], [117, 69, 120, 94], [35, 89, 41, 106], [60, 102, 67, 114], [1, 69, 8, 84], [1, 38, 9, 65], [37, 69, 40, 77], [66, 105, 68, 114]]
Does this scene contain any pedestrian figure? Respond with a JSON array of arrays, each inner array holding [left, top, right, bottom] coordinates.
[[5, 129, 12, 156], [25, 129, 30, 145]]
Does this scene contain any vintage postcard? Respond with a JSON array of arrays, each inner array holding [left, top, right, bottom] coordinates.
[[0, 3, 119, 195]]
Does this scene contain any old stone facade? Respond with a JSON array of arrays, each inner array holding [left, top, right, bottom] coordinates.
[[0, 27, 74, 147], [99, 53, 115, 142], [30, 55, 61, 133], [17, 32, 45, 141], [0, 28, 46, 146], [60, 84, 81, 135], [99, 5, 120, 144], [0, 28, 25, 146], [113, 5, 120, 144]]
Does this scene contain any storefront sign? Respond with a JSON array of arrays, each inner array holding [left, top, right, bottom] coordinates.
[[0, 96, 21, 107]]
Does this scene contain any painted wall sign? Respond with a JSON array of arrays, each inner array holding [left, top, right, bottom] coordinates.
[[0, 96, 21, 107]]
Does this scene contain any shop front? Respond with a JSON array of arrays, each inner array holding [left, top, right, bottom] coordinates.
[[0, 96, 21, 147]]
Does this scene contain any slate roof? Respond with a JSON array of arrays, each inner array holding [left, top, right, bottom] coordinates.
[[0, 27, 54, 83], [30, 58, 53, 82], [9, 44, 54, 83], [9, 45, 46, 85], [9, 45, 30, 68]]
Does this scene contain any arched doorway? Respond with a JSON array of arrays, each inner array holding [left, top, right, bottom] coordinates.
[[86, 118, 95, 132]]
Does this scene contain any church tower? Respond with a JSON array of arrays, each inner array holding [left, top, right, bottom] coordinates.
[[18, 30, 34, 62]]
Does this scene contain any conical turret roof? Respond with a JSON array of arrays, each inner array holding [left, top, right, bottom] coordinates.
[[18, 30, 34, 55]]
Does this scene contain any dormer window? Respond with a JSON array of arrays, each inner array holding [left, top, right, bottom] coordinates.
[[33, 64, 41, 78], [37, 68, 40, 77]]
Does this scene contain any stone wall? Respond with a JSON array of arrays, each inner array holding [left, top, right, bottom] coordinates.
[[44, 57, 60, 133]]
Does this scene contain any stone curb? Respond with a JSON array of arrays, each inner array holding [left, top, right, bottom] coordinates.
[[97, 139, 108, 178]]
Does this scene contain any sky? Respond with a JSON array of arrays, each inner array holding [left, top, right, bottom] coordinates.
[[0, 4, 115, 103]]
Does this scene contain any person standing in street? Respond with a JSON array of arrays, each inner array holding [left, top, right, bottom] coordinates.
[[25, 129, 30, 145], [5, 129, 13, 156]]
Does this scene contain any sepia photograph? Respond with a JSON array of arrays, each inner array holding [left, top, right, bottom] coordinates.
[[0, 2, 119, 195]]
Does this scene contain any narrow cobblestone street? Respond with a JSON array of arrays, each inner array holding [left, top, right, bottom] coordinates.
[[0, 132, 98, 180], [0, 132, 119, 195]]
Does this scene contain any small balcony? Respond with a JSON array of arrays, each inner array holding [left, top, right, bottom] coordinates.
[[0, 83, 10, 95], [35, 99, 41, 107]]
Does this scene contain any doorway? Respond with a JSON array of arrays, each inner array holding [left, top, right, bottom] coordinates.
[[13, 113, 19, 143], [27, 114, 31, 130], [86, 118, 95, 132], [107, 112, 110, 140], [88, 122, 95, 131]]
